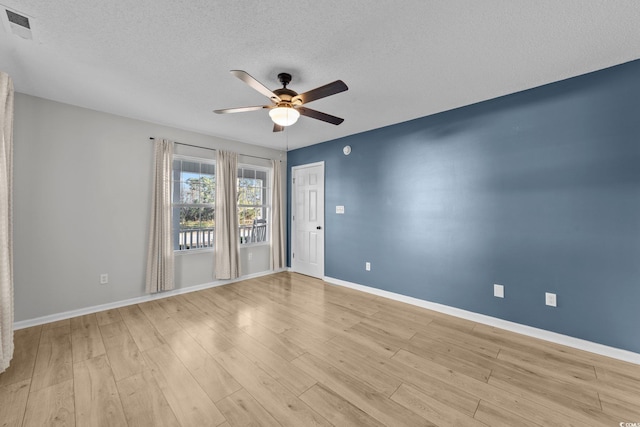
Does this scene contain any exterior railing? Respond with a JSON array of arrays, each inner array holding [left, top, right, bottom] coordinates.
[[178, 227, 214, 250], [178, 224, 267, 250]]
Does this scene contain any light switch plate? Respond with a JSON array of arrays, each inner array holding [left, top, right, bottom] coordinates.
[[336, 205, 345, 214], [494, 284, 504, 298], [545, 292, 557, 307]]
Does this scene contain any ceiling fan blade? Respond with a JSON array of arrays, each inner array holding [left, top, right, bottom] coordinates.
[[273, 124, 284, 132], [297, 107, 344, 125], [230, 70, 281, 102], [213, 105, 269, 114], [292, 80, 348, 105]]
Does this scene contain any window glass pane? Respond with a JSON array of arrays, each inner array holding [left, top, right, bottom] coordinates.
[[199, 176, 215, 204], [202, 207, 215, 228], [180, 207, 200, 229], [243, 168, 255, 180], [245, 185, 257, 205], [182, 180, 200, 203], [181, 160, 199, 174], [201, 163, 215, 176], [237, 165, 270, 245]]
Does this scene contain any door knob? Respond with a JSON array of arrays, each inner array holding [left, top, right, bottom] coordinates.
[[316, 226, 322, 230]]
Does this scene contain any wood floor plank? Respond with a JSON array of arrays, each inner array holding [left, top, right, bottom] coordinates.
[[70, 314, 106, 363], [231, 331, 317, 396], [345, 321, 407, 357], [292, 352, 434, 427], [116, 369, 180, 427], [329, 341, 480, 417], [95, 309, 122, 326], [100, 321, 148, 381], [487, 374, 619, 426], [181, 291, 238, 321], [474, 400, 541, 427], [73, 354, 127, 427], [30, 325, 73, 392], [22, 379, 75, 427], [299, 383, 386, 427], [216, 388, 281, 427], [473, 323, 615, 370], [390, 383, 485, 427], [599, 392, 640, 421], [118, 305, 166, 351], [359, 315, 420, 340], [0, 326, 41, 387], [200, 286, 253, 316], [412, 327, 501, 359], [327, 328, 395, 359], [166, 300, 214, 331], [143, 343, 225, 426], [409, 331, 500, 374], [307, 338, 402, 397], [214, 347, 331, 427], [489, 364, 602, 410], [164, 330, 242, 402], [280, 324, 338, 351], [239, 322, 306, 362], [186, 324, 235, 356], [497, 346, 597, 381], [391, 348, 587, 427], [595, 365, 640, 397], [404, 334, 493, 383], [137, 300, 183, 337], [42, 319, 71, 331], [0, 379, 30, 427]]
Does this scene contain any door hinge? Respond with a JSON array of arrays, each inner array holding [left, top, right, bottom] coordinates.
[[292, 253, 295, 259], [293, 177, 296, 184]]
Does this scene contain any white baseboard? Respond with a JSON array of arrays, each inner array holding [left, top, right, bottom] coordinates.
[[324, 276, 640, 365], [13, 270, 276, 330]]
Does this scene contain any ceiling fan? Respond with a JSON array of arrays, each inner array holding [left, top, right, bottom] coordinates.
[[214, 70, 348, 132]]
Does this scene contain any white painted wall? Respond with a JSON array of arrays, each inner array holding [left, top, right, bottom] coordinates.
[[13, 93, 286, 322]]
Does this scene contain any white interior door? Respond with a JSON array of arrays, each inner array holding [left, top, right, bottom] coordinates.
[[291, 162, 324, 278]]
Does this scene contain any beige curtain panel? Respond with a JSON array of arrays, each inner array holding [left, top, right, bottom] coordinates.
[[0, 71, 14, 373], [271, 160, 285, 270], [215, 150, 240, 279], [145, 138, 175, 293]]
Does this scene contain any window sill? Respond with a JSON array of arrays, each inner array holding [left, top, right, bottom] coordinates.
[[174, 248, 214, 256], [240, 241, 270, 248]]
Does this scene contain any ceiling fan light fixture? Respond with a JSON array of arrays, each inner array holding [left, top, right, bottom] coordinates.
[[269, 106, 300, 127]]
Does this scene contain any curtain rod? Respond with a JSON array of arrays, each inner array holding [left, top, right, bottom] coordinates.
[[149, 137, 280, 162]]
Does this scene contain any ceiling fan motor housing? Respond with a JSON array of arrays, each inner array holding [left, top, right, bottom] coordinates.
[[277, 72, 292, 87]]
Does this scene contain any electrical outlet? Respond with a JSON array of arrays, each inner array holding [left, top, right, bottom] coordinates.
[[494, 284, 504, 298], [248, 252, 253, 261], [100, 274, 108, 285], [365, 262, 371, 271], [545, 292, 557, 307]]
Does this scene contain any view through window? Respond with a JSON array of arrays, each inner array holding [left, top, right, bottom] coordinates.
[[172, 156, 215, 250], [238, 166, 270, 245], [171, 157, 271, 251]]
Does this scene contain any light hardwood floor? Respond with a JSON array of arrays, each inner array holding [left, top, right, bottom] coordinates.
[[1, 272, 639, 426]]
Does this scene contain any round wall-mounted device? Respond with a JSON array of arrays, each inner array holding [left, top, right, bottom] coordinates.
[[343, 145, 351, 155]]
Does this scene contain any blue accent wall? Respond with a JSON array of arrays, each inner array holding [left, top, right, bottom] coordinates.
[[287, 59, 640, 354]]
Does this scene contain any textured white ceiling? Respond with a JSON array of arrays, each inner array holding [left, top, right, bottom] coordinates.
[[1, 1, 639, 150]]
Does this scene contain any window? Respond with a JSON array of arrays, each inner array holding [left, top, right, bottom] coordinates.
[[172, 156, 215, 251], [237, 166, 270, 245]]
